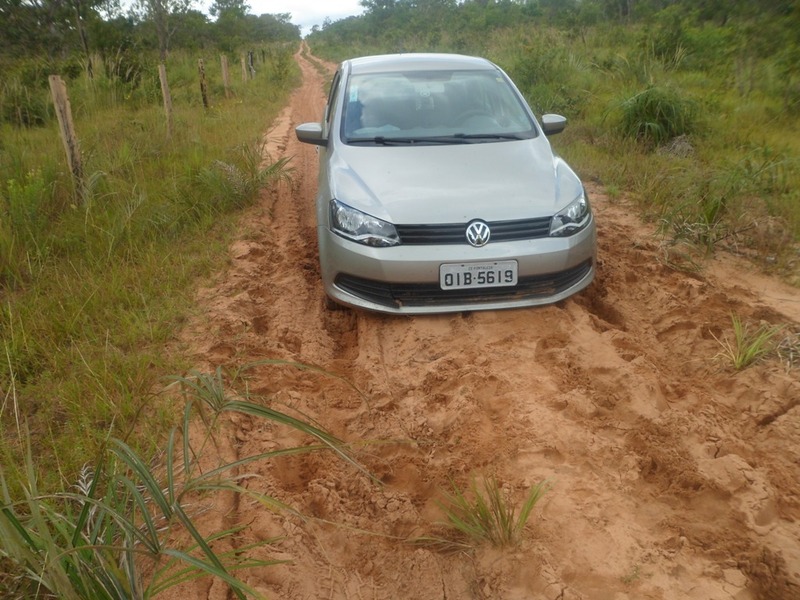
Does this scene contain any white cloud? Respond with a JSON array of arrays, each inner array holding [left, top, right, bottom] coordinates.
[[242, 0, 365, 35]]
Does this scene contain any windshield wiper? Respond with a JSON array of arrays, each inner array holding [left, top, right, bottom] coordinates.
[[346, 134, 528, 145], [452, 133, 529, 141], [347, 136, 465, 145]]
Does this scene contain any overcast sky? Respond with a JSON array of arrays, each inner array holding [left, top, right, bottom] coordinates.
[[214, 0, 366, 35]]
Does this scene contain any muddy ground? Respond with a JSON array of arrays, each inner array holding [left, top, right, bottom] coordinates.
[[166, 49, 800, 599]]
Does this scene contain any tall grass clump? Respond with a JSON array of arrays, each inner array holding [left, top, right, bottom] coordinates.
[[712, 314, 781, 370], [661, 196, 731, 253], [435, 476, 550, 548], [638, 5, 693, 70], [0, 79, 52, 128], [494, 29, 590, 117], [0, 365, 362, 599], [618, 85, 697, 146]]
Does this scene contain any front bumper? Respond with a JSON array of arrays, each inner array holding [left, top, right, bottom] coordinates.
[[318, 217, 597, 314]]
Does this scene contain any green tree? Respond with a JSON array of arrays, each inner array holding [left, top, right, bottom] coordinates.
[[252, 12, 300, 42], [0, 0, 77, 58], [67, 0, 113, 77], [135, 0, 194, 62], [360, 0, 397, 11], [0, 0, 41, 56], [170, 8, 212, 50], [209, 0, 248, 19]]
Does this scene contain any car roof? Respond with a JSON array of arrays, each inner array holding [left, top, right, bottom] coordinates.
[[346, 53, 497, 75]]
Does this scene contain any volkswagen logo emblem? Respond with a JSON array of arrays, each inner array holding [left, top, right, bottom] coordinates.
[[465, 220, 491, 247]]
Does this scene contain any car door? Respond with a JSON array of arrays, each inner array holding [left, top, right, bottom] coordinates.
[[316, 68, 342, 226]]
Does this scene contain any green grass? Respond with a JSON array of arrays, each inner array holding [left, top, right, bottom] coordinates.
[[0, 45, 299, 492], [712, 314, 782, 370], [618, 85, 697, 146], [0, 365, 361, 600], [434, 476, 550, 548]]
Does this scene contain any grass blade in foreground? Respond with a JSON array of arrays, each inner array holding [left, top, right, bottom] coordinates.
[[1, 365, 371, 599]]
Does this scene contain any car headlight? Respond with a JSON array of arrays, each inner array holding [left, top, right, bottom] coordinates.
[[549, 188, 591, 237], [330, 200, 400, 247]]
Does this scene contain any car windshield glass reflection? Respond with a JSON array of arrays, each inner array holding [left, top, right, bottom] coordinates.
[[342, 70, 536, 145]]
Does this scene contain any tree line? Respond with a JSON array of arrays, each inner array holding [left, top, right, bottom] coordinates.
[[0, 0, 300, 65], [310, 0, 799, 62], [351, 0, 797, 24]]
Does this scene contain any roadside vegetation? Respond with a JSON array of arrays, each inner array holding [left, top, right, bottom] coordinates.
[[1, 46, 297, 483], [0, 3, 299, 488]]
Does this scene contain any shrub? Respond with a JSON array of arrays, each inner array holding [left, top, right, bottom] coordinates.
[[618, 85, 697, 146], [640, 5, 688, 67]]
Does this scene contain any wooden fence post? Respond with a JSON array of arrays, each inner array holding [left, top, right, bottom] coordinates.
[[221, 54, 231, 99], [158, 63, 173, 138], [241, 55, 247, 82], [48, 75, 84, 199], [247, 50, 255, 79], [198, 59, 209, 109]]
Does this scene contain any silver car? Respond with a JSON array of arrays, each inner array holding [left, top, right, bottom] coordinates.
[[296, 53, 596, 314]]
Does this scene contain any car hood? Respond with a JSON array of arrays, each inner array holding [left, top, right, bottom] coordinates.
[[327, 138, 582, 224]]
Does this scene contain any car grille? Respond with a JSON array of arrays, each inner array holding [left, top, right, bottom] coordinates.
[[396, 217, 552, 245], [334, 259, 592, 309]]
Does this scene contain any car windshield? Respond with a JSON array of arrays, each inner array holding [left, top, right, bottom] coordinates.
[[342, 69, 536, 145]]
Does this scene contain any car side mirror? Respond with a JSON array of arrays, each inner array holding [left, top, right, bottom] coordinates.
[[541, 114, 567, 136], [295, 122, 328, 147]]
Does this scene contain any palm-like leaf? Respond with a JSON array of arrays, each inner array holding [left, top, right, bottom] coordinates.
[[1, 363, 371, 599]]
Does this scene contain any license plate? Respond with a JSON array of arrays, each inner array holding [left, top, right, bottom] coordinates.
[[439, 260, 518, 290]]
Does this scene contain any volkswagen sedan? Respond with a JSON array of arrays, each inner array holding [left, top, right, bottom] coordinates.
[[296, 53, 596, 314]]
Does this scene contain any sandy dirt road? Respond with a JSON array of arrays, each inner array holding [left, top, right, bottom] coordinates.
[[171, 48, 800, 599]]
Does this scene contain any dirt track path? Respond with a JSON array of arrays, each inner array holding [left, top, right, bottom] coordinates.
[[172, 47, 800, 600]]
